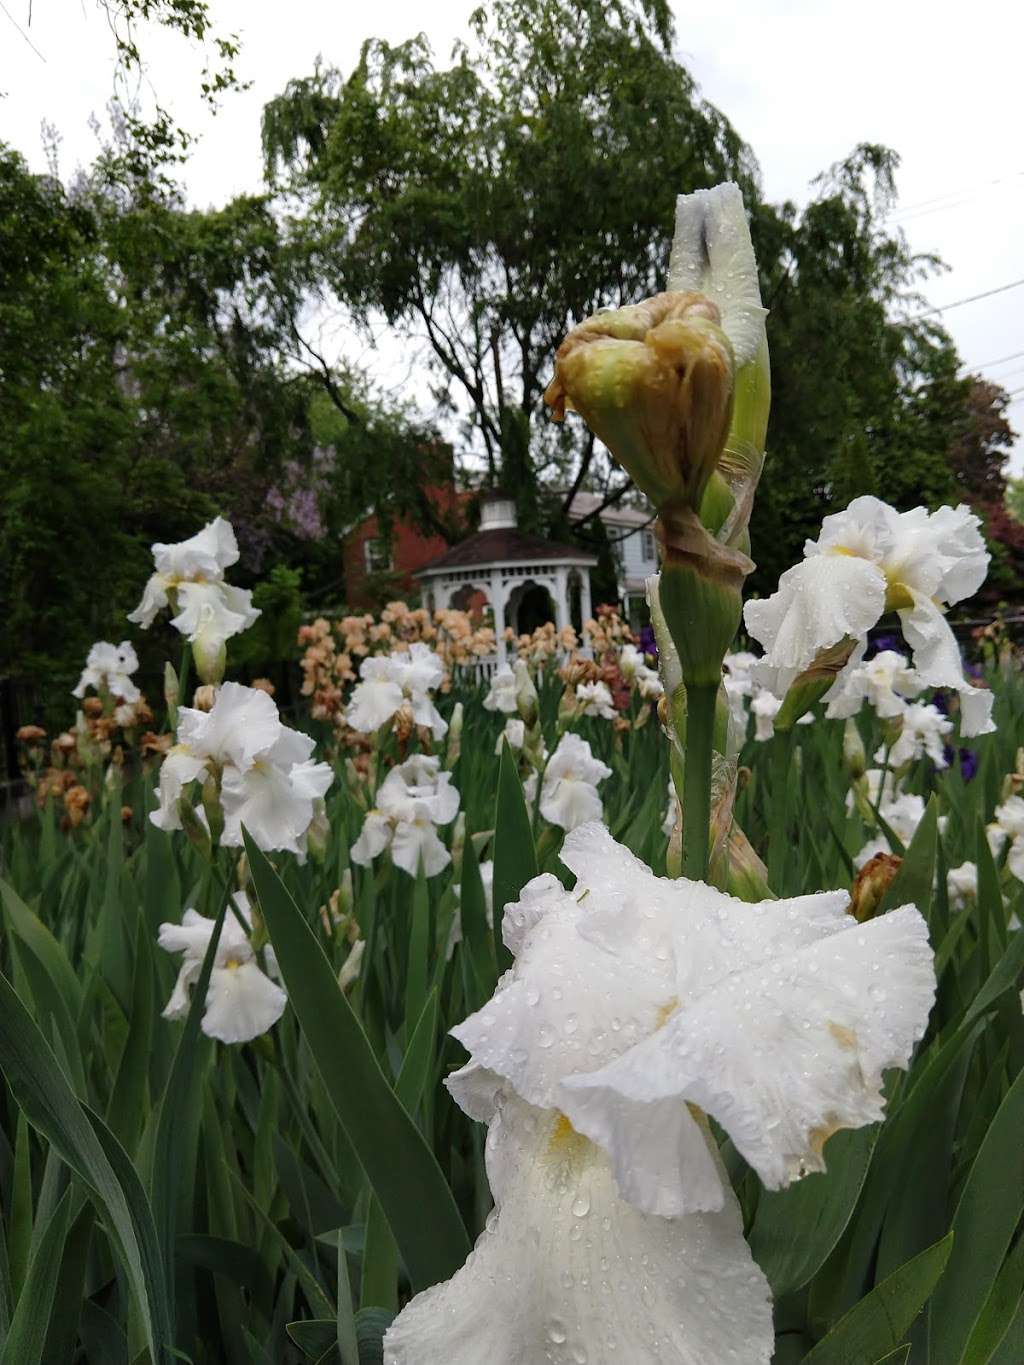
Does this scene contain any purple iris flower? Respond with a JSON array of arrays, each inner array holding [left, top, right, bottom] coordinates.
[[943, 746, 979, 781], [865, 633, 906, 659], [638, 624, 658, 663]]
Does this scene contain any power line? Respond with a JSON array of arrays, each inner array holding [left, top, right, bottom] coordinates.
[[911, 276, 1024, 321], [0, 0, 45, 60], [888, 172, 1024, 222], [966, 349, 1024, 371]]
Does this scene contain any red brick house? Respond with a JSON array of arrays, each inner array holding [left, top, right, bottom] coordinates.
[[342, 483, 469, 607]]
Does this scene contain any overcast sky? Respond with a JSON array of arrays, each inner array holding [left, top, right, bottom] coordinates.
[[3, 0, 1022, 471]]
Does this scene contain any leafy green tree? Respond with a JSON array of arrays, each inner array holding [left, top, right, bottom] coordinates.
[[0, 135, 462, 687], [262, 3, 992, 604], [749, 145, 965, 591], [261, 0, 757, 526]]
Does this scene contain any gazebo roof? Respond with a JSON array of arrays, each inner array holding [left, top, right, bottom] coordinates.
[[416, 524, 598, 577]]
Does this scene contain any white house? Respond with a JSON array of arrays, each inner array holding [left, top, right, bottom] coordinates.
[[566, 491, 658, 627]]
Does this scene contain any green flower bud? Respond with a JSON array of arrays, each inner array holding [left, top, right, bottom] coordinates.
[[177, 794, 212, 859], [843, 718, 866, 779], [514, 660, 539, 728], [446, 701, 464, 771], [201, 771, 224, 845], [192, 632, 226, 687]]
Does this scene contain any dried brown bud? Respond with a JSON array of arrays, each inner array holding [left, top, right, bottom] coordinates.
[[850, 852, 902, 923], [16, 725, 47, 744], [63, 784, 91, 827], [560, 658, 600, 688], [140, 731, 172, 756]]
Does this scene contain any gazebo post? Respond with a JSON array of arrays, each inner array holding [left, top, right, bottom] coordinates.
[[491, 569, 508, 666], [580, 570, 593, 636], [553, 567, 568, 633]]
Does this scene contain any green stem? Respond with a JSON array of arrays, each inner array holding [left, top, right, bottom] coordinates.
[[767, 726, 795, 891], [682, 682, 717, 882]]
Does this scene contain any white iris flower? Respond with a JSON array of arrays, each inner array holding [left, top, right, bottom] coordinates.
[[990, 796, 1024, 883], [385, 823, 933, 1362], [535, 733, 612, 832], [825, 648, 923, 721], [346, 644, 448, 739], [350, 753, 460, 877], [483, 665, 519, 714], [619, 644, 664, 699], [128, 517, 260, 680], [575, 680, 617, 719], [946, 861, 978, 910], [853, 792, 943, 868], [72, 640, 141, 704], [744, 497, 994, 737], [158, 892, 286, 1044], [151, 682, 333, 856], [880, 702, 953, 769], [495, 717, 525, 755]]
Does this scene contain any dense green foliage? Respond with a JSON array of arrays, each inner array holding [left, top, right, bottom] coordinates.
[[260, 2, 1016, 593], [3, 0, 1019, 679], [1, 660, 1023, 1361]]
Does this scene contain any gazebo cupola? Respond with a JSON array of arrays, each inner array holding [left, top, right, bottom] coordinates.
[[415, 492, 597, 666]]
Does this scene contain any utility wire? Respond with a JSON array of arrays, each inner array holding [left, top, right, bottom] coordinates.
[[966, 348, 1024, 371], [911, 276, 1024, 321], [887, 172, 1024, 222], [0, 0, 45, 58]]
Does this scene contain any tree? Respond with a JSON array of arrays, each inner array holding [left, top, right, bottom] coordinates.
[[263, 4, 994, 604], [947, 377, 1016, 501], [0, 142, 443, 686], [944, 377, 1022, 599], [261, 0, 758, 529]]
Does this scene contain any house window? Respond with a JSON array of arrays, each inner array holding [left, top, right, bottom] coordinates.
[[641, 529, 657, 563], [363, 537, 392, 573]]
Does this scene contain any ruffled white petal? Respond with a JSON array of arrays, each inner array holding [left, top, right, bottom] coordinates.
[[744, 555, 886, 672], [545, 733, 612, 788], [995, 797, 1024, 839], [220, 758, 319, 854], [881, 703, 952, 769], [162, 958, 202, 1020], [202, 962, 287, 1044], [178, 682, 282, 773], [899, 594, 994, 737], [390, 814, 451, 877], [540, 777, 604, 831], [346, 676, 405, 733], [497, 718, 526, 754], [408, 690, 449, 739], [383, 1095, 773, 1365], [350, 811, 393, 866], [150, 748, 209, 831], [152, 515, 239, 580], [127, 573, 170, 628], [563, 904, 934, 1196], [170, 581, 254, 645], [448, 874, 675, 1125], [576, 681, 617, 719]]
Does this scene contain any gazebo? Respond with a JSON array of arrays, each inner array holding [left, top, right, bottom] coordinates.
[[415, 493, 597, 667]]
